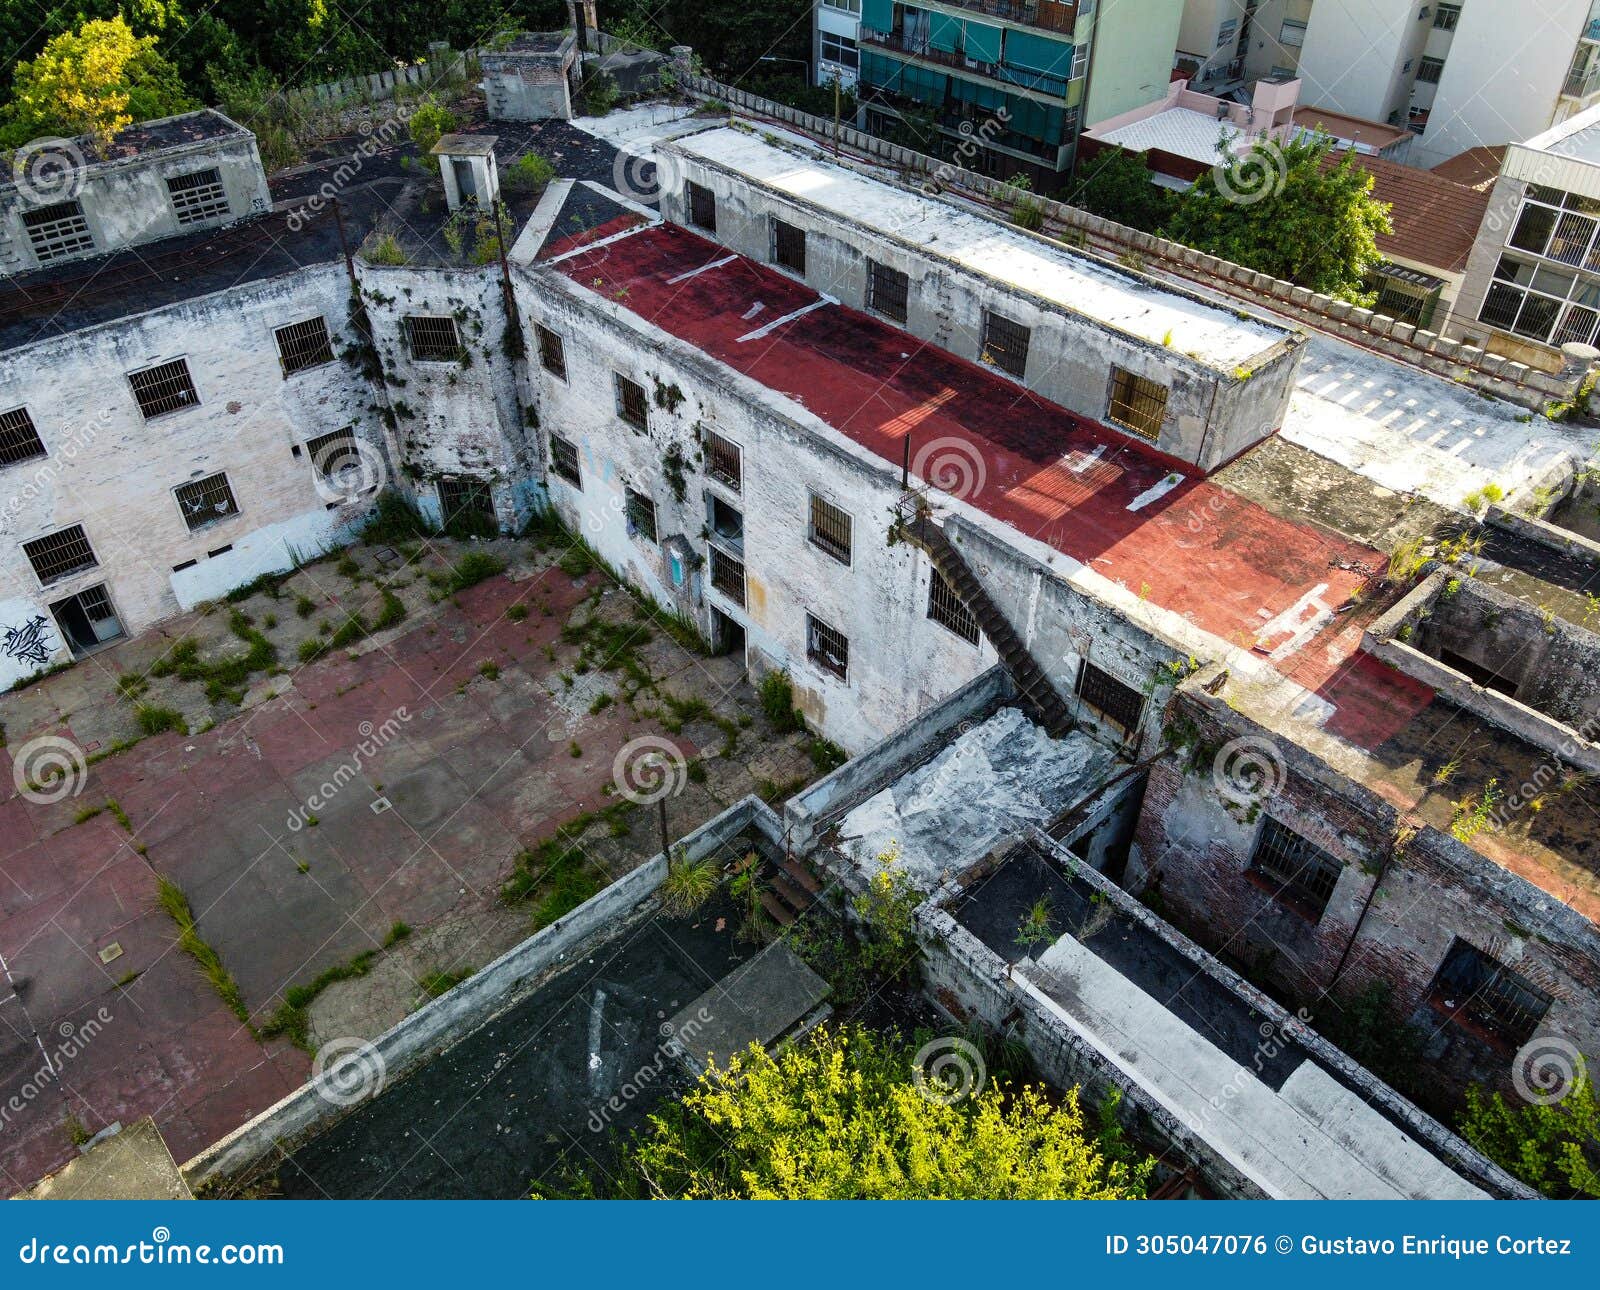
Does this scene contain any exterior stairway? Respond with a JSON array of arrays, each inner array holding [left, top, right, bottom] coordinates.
[[757, 852, 825, 927], [904, 509, 1075, 737]]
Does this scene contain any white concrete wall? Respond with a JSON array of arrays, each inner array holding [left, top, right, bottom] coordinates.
[[1293, 0, 1415, 124]]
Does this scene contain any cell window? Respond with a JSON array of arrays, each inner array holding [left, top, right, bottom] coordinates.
[[867, 260, 909, 324], [771, 218, 807, 275], [687, 181, 717, 232], [549, 434, 582, 487], [404, 315, 464, 363], [23, 524, 98, 585], [927, 568, 979, 644], [166, 168, 231, 225], [703, 429, 742, 492], [1249, 817, 1342, 920], [1107, 366, 1168, 441], [274, 316, 335, 375], [128, 358, 199, 420], [1075, 659, 1144, 735], [536, 324, 567, 379], [806, 612, 849, 680], [615, 374, 649, 431], [710, 544, 746, 606], [174, 472, 240, 531], [0, 406, 46, 467], [22, 201, 94, 261], [626, 487, 658, 543], [981, 309, 1030, 378], [808, 493, 852, 565], [1428, 940, 1550, 1049]]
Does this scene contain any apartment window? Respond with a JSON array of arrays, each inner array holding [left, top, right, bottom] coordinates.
[[1428, 940, 1550, 1048], [1279, 18, 1307, 45], [166, 168, 230, 225], [549, 434, 582, 487], [1433, 2, 1461, 29], [709, 544, 746, 606], [1075, 659, 1144, 735], [1216, 17, 1237, 45], [615, 374, 649, 430], [1071, 45, 1090, 80], [1508, 186, 1600, 267], [927, 569, 979, 644], [1106, 366, 1168, 441], [535, 324, 567, 379], [438, 477, 497, 534], [808, 493, 852, 565], [127, 358, 199, 420], [1249, 818, 1342, 920], [404, 315, 464, 363], [771, 218, 807, 274], [821, 0, 860, 12], [273, 316, 335, 376], [1415, 55, 1445, 84], [703, 429, 742, 492], [821, 31, 859, 70], [22, 200, 94, 262], [1478, 253, 1600, 347], [174, 472, 240, 531], [0, 406, 46, 468], [867, 260, 909, 324], [687, 181, 717, 232], [626, 487, 658, 542], [23, 525, 97, 586], [981, 309, 1030, 378], [806, 612, 849, 680]]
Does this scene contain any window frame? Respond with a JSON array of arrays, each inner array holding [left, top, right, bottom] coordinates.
[[709, 543, 747, 606], [403, 314, 466, 364], [1106, 365, 1169, 441], [166, 167, 231, 226], [867, 259, 910, 324], [22, 200, 94, 262], [807, 492, 854, 566], [535, 324, 567, 380], [1248, 817, 1343, 921], [22, 523, 99, 587], [549, 433, 582, 487], [1426, 939, 1551, 1049], [172, 471, 241, 533], [625, 486, 659, 543], [0, 405, 47, 469], [127, 357, 200, 421], [820, 31, 860, 70], [927, 568, 980, 644], [1415, 55, 1445, 84], [806, 611, 850, 681], [771, 217, 807, 275], [687, 182, 718, 233], [703, 429, 743, 493], [273, 316, 336, 377], [1433, 1, 1461, 30], [437, 476, 498, 533], [615, 373, 649, 431], [1074, 658, 1145, 736], [981, 309, 1030, 378]]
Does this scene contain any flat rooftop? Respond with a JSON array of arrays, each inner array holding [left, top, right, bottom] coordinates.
[[667, 127, 1287, 370], [1522, 101, 1600, 164], [1090, 108, 1243, 170], [0, 110, 250, 192], [1292, 106, 1411, 152]]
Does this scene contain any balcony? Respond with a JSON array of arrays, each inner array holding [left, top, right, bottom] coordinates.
[[1564, 65, 1600, 99], [861, 29, 1072, 98], [923, 0, 1077, 34]]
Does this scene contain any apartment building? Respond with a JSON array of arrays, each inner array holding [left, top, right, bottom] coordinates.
[[1175, 0, 1313, 90]]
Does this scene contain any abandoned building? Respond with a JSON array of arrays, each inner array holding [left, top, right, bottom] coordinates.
[[2, 60, 1599, 1200]]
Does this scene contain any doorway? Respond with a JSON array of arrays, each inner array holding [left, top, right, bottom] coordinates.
[[710, 607, 745, 660], [50, 584, 125, 656]]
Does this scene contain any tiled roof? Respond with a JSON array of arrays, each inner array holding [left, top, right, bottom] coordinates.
[[1326, 151, 1491, 274], [1430, 145, 1507, 191]]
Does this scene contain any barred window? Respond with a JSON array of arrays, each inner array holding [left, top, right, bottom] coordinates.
[[0, 406, 46, 467], [1107, 366, 1168, 441], [1428, 940, 1550, 1048], [22, 201, 94, 262], [174, 472, 240, 531], [1075, 659, 1144, 735], [981, 309, 1030, 377], [438, 476, 497, 536], [615, 374, 648, 430], [549, 434, 581, 486], [867, 260, 909, 324], [23, 524, 97, 585], [536, 324, 566, 379], [166, 168, 230, 225], [626, 487, 658, 542], [703, 429, 742, 492], [128, 358, 199, 420], [806, 612, 849, 680], [927, 568, 979, 644], [305, 427, 359, 479], [808, 493, 852, 565], [404, 315, 464, 363], [1250, 818, 1342, 920], [687, 181, 717, 232], [710, 544, 746, 606], [274, 317, 335, 375], [771, 218, 806, 274]]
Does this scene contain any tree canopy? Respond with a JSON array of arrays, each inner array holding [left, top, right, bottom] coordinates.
[[1458, 1064, 1599, 1198]]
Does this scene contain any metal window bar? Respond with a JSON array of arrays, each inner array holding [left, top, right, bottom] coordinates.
[[710, 545, 746, 606], [274, 316, 334, 375], [439, 477, 495, 527], [1075, 659, 1144, 733], [77, 584, 115, 621], [703, 430, 742, 491], [174, 472, 239, 531], [688, 182, 717, 232], [807, 612, 849, 680], [927, 569, 979, 644], [867, 260, 909, 323], [536, 325, 566, 378], [616, 375, 649, 430], [1250, 818, 1341, 913], [1432, 941, 1550, 1045], [626, 488, 659, 542], [23, 525, 97, 584], [772, 219, 807, 274], [549, 435, 582, 486], [22, 201, 94, 261], [981, 310, 1030, 377], [0, 406, 46, 467], [167, 168, 231, 225], [404, 315, 464, 362], [1107, 367, 1168, 440], [808, 494, 852, 564], [305, 428, 358, 477], [128, 358, 199, 419]]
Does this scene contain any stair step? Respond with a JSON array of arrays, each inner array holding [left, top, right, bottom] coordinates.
[[768, 873, 811, 912], [776, 856, 822, 895], [759, 889, 796, 926]]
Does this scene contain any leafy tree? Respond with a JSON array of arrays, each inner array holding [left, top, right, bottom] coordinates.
[[601, 1025, 1153, 1199], [1163, 131, 1391, 300], [1458, 1063, 1599, 1198], [1062, 146, 1177, 235], [1, 16, 194, 147]]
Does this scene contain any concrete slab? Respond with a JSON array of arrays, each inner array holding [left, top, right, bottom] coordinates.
[[17, 1118, 191, 1200], [667, 941, 830, 1075]]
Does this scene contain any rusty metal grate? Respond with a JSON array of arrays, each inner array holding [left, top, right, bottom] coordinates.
[[174, 472, 239, 531], [167, 168, 231, 225], [927, 568, 979, 644], [536, 324, 566, 379], [404, 315, 464, 363], [127, 358, 199, 420], [626, 488, 658, 542], [23, 524, 97, 585], [1075, 659, 1144, 735], [981, 309, 1030, 377], [439, 476, 496, 531], [305, 427, 358, 477], [1429, 939, 1550, 1048], [687, 181, 717, 232], [1107, 366, 1168, 441], [549, 434, 581, 486], [868, 260, 909, 324], [1250, 817, 1341, 917], [274, 316, 334, 375], [710, 545, 746, 606], [807, 612, 849, 680], [22, 200, 94, 262], [615, 374, 649, 430], [771, 218, 807, 274], [703, 429, 742, 492], [808, 493, 852, 565], [0, 406, 46, 467]]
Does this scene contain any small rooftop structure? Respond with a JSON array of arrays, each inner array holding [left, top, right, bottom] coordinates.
[[1291, 105, 1413, 162], [1082, 77, 1302, 183], [431, 133, 501, 211], [480, 31, 579, 121]]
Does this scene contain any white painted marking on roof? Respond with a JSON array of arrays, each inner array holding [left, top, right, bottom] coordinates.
[[666, 253, 737, 284], [736, 296, 835, 343], [1126, 472, 1185, 511], [1256, 585, 1334, 661], [740, 301, 765, 321], [586, 987, 608, 1094], [544, 220, 653, 265]]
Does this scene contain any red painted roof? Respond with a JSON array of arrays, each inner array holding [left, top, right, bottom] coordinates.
[[552, 222, 1433, 747]]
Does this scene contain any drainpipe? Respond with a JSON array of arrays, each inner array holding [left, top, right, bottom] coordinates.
[[1325, 824, 1403, 993]]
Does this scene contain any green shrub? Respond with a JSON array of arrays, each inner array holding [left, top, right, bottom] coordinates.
[[448, 550, 506, 591], [134, 705, 188, 737], [758, 669, 805, 732], [503, 151, 556, 193]]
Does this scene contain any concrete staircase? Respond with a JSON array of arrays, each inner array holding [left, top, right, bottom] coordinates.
[[905, 511, 1075, 737]]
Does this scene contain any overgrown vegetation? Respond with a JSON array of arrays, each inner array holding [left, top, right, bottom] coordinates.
[[1459, 1063, 1599, 1198], [147, 610, 277, 705], [157, 878, 249, 1027]]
